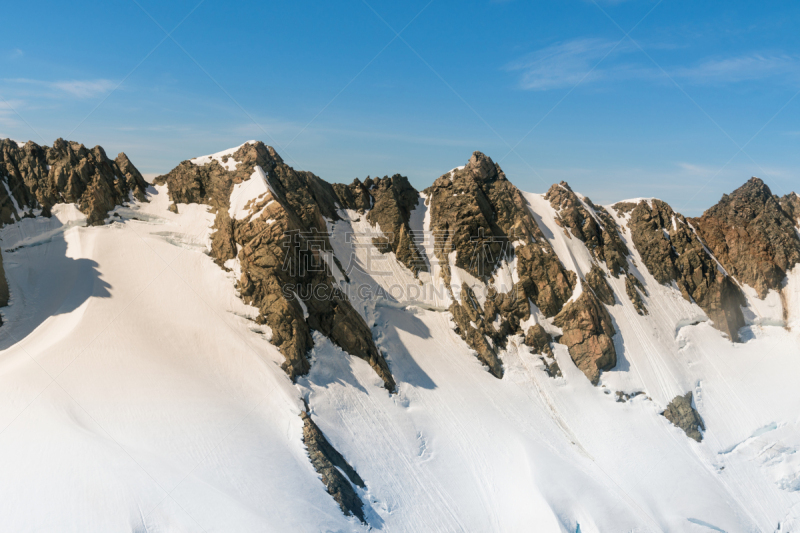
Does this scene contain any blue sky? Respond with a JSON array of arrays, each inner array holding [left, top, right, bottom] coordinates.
[[1, 0, 798, 214]]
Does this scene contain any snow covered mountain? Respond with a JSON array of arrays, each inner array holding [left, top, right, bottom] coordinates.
[[1, 138, 799, 532]]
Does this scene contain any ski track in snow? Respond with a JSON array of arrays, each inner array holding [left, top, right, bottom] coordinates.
[[0, 176, 797, 531]]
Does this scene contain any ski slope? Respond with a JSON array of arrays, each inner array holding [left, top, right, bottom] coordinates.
[[0, 169, 798, 531]]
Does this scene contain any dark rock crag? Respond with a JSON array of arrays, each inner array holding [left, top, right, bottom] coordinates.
[[156, 142, 395, 390], [425, 152, 577, 378], [691, 178, 800, 299], [619, 199, 746, 341], [553, 290, 617, 385], [301, 410, 367, 523], [662, 392, 705, 442]]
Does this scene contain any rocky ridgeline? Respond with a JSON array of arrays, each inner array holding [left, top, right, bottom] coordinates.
[[0, 138, 148, 224], [0, 138, 149, 320], [613, 199, 747, 341], [545, 182, 630, 277], [545, 183, 652, 317], [690, 178, 800, 299], [3, 137, 797, 385]]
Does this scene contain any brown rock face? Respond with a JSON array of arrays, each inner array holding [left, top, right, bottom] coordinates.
[[424, 152, 577, 376], [622, 199, 745, 341], [662, 392, 705, 442], [158, 142, 395, 390], [691, 178, 800, 299], [546, 182, 630, 277], [553, 290, 617, 385], [0, 138, 148, 226], [301, 411, 366, 523]]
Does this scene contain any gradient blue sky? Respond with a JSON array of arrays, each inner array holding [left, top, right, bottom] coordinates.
[[2, 0, 798, 214]]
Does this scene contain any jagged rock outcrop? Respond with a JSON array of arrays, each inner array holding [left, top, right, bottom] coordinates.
[[621, 199, 745, 341], [425, 153, 576, 303], [0, 138, 148, 226], [546, 182, 630, 276], [625, 273, 648, 316], [0, 251, 8, 321], [662, 392, 705, 442], [585, 264, 615, 306], [363, 175, 427, 275], [525, 324, 553, 357], [691, 178, 800, 299], [157, 142, 395, 390], [425, 153, 576, 375], [301, 410, 366, 523], [780, 192, 800, 225], [449, 283, 504, 377], [525, 324, 560, 377], [553, 290, 617, 384]]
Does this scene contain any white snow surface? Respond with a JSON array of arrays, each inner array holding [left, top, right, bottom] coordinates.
[[190, 141, 258, 170], [0, 179, 799, 532], [228, 165, 272, 221]]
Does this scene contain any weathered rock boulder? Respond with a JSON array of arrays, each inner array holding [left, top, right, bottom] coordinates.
[[553, 290, 617, 384], [525, 324, 553, 356], [662, 392, 705, 442], [690, 178, 800, 299]]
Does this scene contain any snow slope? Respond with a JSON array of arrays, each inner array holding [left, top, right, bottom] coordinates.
[[0, 165, 798, 531]]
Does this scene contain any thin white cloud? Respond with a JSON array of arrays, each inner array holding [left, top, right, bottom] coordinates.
[[504, 38, 639, 90], [51, 79, 116, 98], [673, 53, 799, 84], [507, 38, 800, 90], [5, 78, 116, 98]]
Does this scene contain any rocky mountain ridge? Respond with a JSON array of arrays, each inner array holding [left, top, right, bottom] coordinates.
[[2, 138, 799, 525]]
